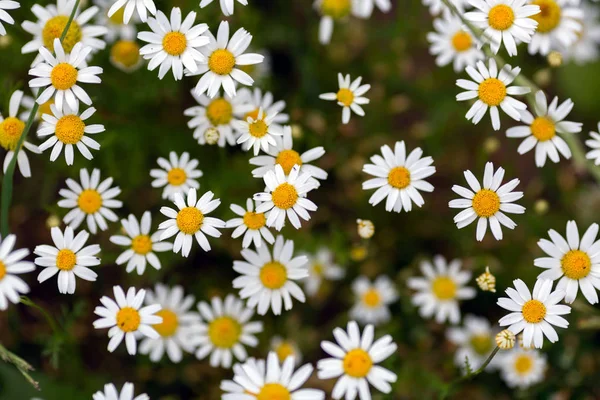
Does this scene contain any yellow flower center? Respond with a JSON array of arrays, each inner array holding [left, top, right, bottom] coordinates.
[[257, 383, 291, 400], [431, 276, 457, 300], [208, 316, 241, 348], [162, 31, 187, 56], [51, 63, 78, 91], [514, 354, 534, 375], [275, 341, 296, 362], [0, 261, 6, 280], [343, 349, 373, 378], [176, 207, 204, 235], [55, 115, 85, 144], [108, 7, 126, 24], [530, 116, 556, 141], [271, 183, 298, 210], [276, 149, 303, 175], [312, 263, 324, 276], [42, 16, 82, 53], [206, 98, 233, 126], [131, 235, 152, 255], [561, 249, 591, 280], [362, 289, 381, 308], [522, 299, 546, 323], [244, 108, 260, 122], [321, 0, 351, 18], [478, 78, 507, 107], [56, 249, 77, 270], [472, 189, 500, 218], [243, 211, 266, 230], [336, 88, 354, 107], [260, 261, 288, 289], [531, 0, 561, 33], [208, 49, 236, 75], [249, 119, 268, 138], [116, 307, 141, 332], [451, 31, 473, 52], [470, 334, 493, 356], [77, 189, 103, 214], [387, 166, 411, 189], [0, 117, 25, 151], [153, 309, 179, 337], [488, 4, 515, 30], [167, 168, 187, 186], [110, 40, 141, 68]]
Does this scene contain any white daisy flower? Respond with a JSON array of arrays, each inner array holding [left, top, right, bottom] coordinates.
[[446, 315, 498, 372], [350, 275, 398, 326], [158, 188, 225, 257], [139, 284, 201, 363], [427, 15, 485, 72], [0, 0, 18, 36], [184, 89, 253, 147], [353, 0, 392, 17], [137, 8, 209, 81], [234, 107, 284, 155], [221, 352, 325, 400], [106, 0, 156, 24], [93, 0, 138, 43], [528, 0, 583, 56], [0, 90, 41, 178], [534, 220, 600, 304], [19, 88, 55, 121], [149, 151, 203, 200], [314, 0, 361, 45], [317, 321, 398, 400], [92, 382, 149, 400], [499, 345, 547, 389], [37, 102, 104, 165], [109, 39, 144, 72], [456, 58, 530, 130], [422, 0, 465, 16], [464, 0, 540, 56], [225, 198, 275, 249], [303, 248, 345, 297], [109, 212, 173, 275], [362, 141, 436, 213], [449, 162, 525, 241], [58, 168, 123, 234], [93, 285, 163, 355], [34, 226, 100, 295], [237, 87, 290, 133], [253, 165, 318, 231], [192, 21, 264, 98], [562, 2, 600, 65], [192, 294, 263, 368], [199, 0, 248, 16], [232, 235, 309, 315], [0, 235, 36, 310], [497, 278, 571, 348], [585, 123, 600, 165], [28, 39, 103, 112], [319, 73, 370, 124], [506, 91, 582, 167], [407, 255, 476, 324], [249, 125, 328, 187], [270, 336, 303, 365]]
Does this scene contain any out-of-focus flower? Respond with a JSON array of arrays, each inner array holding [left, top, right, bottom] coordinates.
[[0, 235, 36, 310], [315, 0, 362, 44], [94, 0, 138, 43], [476, 266, 496, 292], [92, 382, 149, 400], [270, 336, 302, 365], [350, 275, 398, 325], [149, 151, 203, 200], [357, 219, 375, 239], [495, 329, 516, 349], [499, 345, 547, 389], [320, 73, 370, 124], [528, 0, 582, 56], [562, 2, 600, 65], [110, 40, 143, 72], [354, 0, 392, 17], [585, 122, 600, 165], [303, 248, 345, 296], [225, 198, 274, 248], [427, 15, 484, 72], [447, 315, 498, 372]]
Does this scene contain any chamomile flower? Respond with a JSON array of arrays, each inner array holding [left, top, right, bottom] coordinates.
[[149, 151, 203, 200], [254, 165, 318, 231], [317, 321, 398, 400], [499, 345, 547, 389], [28, 39, 103, 112], [0, 90, 41, 178], [238, 87, 290, 132], [139, 284, 201, 362], [0, 235, 36, 310], [199, 0, 248, 16], [350, 276, 398, 326], [234, 107, 283, 155], [456, 58, 530, 130], [106, 0, 156, 24], [528, 0, 583, 56], [314, 0, 360, 45], [225, 198, 275, 249], [270, 336, 302, 365], [0, 0, 18, 36], [158, 188, 225, 257], [497, 278, 571, 348], [507, 91, 581, 167], [562, 3, 600, 64], [93, 382, 149, 400], [221, 352, 325, 400], [585, 123, 600, 165], [449, 162, 525, 241], [58, 168, 123, 234], [534, 220, 600, 304], [362, 141, 436, 213], [407, 255, 476, 324], [193, 21, 264, 98], [110, 40, 144, 72], [446, 315, 498, 372], [37, 103, 104, 165], [109, 212, 173, 275], [422, 0, 465, 16], [464, 0, 540, 56], [303, 248, 345, 297], [93, 0, 138, 42], [138, 8, 209, 80], [193, 294, 263, 368], [427, 15, 485, 72], [319, 73, 370, 124], [353, 0, 392, 17], [93, 285, 163, 355], [184, 89, 253, 147], [34, 226, 100, 295], [232, 235, 309, 315]]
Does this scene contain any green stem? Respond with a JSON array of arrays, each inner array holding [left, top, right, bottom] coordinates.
[[439, 346, 500, 399], [0, 0, 81, 236], [20, 296, 61, 335]]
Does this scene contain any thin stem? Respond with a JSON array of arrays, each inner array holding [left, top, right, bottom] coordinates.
[[20, 296, 61, 335], [439, 346, 500, 399], [0, 343, 39, 390]]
